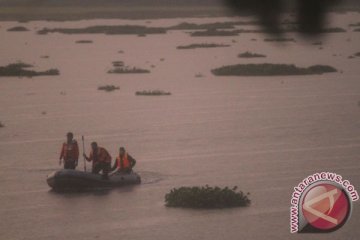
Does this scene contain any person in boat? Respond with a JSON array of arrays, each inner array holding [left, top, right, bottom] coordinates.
[[59, 132, 79, 169], [83, 142, 112, 178], [109, 147, 136, 176]]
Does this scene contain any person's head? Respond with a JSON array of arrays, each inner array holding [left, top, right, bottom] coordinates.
[[66, 132, 73, 142], [91, 142, 98, 150], [119, 147, 125, 156]]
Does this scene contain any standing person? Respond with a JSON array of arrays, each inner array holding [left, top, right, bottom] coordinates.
[[83, 142, 112, 179], [59, 132, 79, 169], [109, 147, 136, 176]]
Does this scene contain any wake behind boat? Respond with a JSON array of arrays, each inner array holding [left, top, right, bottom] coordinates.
[[47, 169, 141, 191]]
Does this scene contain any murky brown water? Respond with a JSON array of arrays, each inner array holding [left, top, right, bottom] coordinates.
[[0, 13, 360, 240]]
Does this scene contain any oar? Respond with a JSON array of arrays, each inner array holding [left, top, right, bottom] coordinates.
[[82, 135, 86, 172]]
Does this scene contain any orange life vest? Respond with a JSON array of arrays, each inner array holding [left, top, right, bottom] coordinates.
[[116, 153, 130, 170], [60, 140, 79, 162], [90, 147, 112, 164]]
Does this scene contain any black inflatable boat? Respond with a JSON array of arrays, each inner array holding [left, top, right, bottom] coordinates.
[[47, 169, 141, 191]]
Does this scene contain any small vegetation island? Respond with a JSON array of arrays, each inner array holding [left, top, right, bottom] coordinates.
[[348, 52, 360, 59], [177, 43, 230, 49], [108, 66, 150, 74], [168, 21, 259, 30], [7, 26, 29, 31], [0, 62, 60, 77], [238, 51, 266, 58], [281, 25, 346, 33], [318, 27, 346, 33], [37, 25, 167, 35], [349, 22, 360, 27], [108, 61, 149, 74], [112, 61, 124, 67], [135, 90, 171, 96], [97, 85, 120, 92], [264, 37, 296, 42], [75, 40, 93, 43], [165, 186, 251, 209], [195, 73, 204, 78], [211, 63, 337, 76], [190, 28, 239, 37], [0, 121, 5, 128]]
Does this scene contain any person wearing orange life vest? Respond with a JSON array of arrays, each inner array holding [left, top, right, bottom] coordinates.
[[59, 132, 79, 169], [109, 147, 136, 176], [83, 142, 112, 178]]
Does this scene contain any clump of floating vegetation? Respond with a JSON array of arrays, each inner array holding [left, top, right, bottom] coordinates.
[[135, 90, 171, 96], [7, 26, 29, 32], [264, 38, 296, 42], [112, 61, 124, 67], [40, 55, 49, 59], [168, 21, 259, 30], [177, 43, 230, 49], [0, 121, 4, 128], [37, 25, 166, 35], [283, 26, 346, 33], [165, 186, 251, 208], [238, 51, 266, 58], [0, 62, 60, 77], [211, 63, 337, 76], [236, 29, 264, 33], [98, 85, 120, 92], [190, 29, 239, 37], [108, 66, 150, 74], [169, 22, 235, 30], [349, 22, 360, 27], [75, 40, 93, 44], [348, 52, 360, 59], [319, 27, 346, 33], [353, 28, 360, 32], [195, 73, 204, 78]]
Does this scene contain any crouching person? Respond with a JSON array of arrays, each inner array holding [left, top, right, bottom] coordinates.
[[83, 142, 111, 179], [109, 147, 136, 176]]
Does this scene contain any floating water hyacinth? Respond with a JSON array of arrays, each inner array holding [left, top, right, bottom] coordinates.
[[108, 66, 150, 74], [0, 62, 59, 77], [7, 26, 29, 31], [238, 51, 266, 58], [97, 85, 120, 92], [165, 185, 251, 208], [211, 63, 337, 76], [135, 90, 171, 96], [177, 43, 230, 49]]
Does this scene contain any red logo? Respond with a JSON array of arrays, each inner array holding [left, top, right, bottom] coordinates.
[[301, 183, 351, 232]]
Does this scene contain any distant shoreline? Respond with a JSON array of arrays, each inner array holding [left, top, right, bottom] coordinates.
[[0, 5, 359, 22], [0, 6, 232, 22]]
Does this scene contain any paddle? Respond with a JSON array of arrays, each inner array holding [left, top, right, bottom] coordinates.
[[82, 135, 86, 172]]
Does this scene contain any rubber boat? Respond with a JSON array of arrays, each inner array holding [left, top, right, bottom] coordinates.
[[47, 169, 141, 191]]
